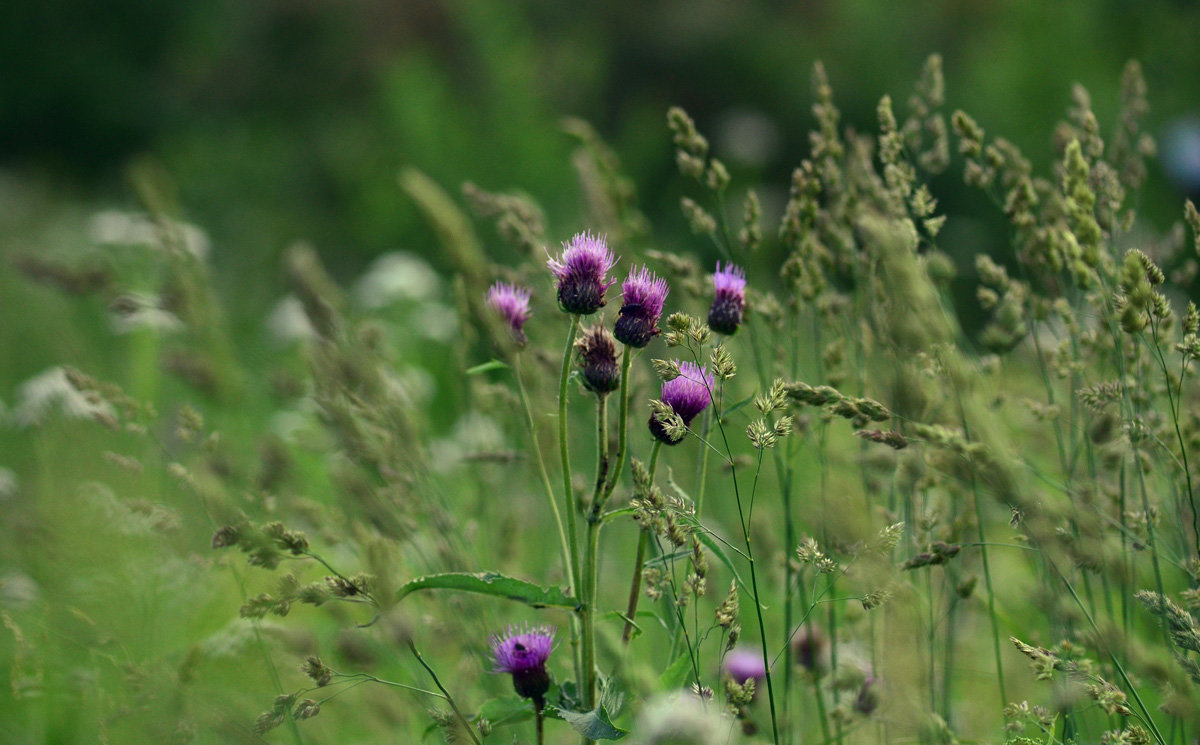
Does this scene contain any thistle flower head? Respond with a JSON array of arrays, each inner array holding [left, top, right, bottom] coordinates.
[[486, 282, 532, 345], [614, 266, 669, 348], [708, 262, 747, 335], [547, 232, 616, 315], [723, 647, 768, 685], [576, 324, 621, 395], [649, 361, 714, 445], [490, 624, 556, 707]]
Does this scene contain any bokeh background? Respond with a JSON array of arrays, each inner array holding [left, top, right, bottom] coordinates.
[[3, 1, 1200, 742], [5, 1, 1200, 323]]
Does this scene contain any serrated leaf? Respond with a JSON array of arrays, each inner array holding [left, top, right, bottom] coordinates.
[[555, 706, 627, 741], [466, 360, 509, 375], [395, 572, 578, 609]]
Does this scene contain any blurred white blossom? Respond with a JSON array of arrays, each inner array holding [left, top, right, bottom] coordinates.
[[352, 252, 442, 309], [265, 295, 317, 344], [88, 209, 211, 260], [11, 366, 114, 428]]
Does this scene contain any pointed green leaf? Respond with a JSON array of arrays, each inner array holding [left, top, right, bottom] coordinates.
[[466, 360, 509, 375], [396, 572, 578, 609], [657, 651, 696, 690], [555, 706, 627, 741]]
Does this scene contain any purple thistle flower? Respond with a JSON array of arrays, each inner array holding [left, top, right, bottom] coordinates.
[[486, 282, 532, 345], [614, 266, 669, 348], [649, 361, 714, 445], [723, 647, 769, 686], [490, 624, 556, 707], [547, 232, 616, 315], [708, 262, 747, 335]]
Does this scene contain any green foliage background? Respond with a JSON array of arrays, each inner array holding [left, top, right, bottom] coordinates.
[[3, 2, 1200, 743]]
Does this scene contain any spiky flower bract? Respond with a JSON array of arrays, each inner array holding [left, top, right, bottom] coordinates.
[[649, 361, 714, 445], [490, 624, 556, 707], [614, 266, 669, 348], [576, 324, 621, 394], [547, 232, 616, 315], [486, 282, 532, 345], [707, 262, 746, 335]]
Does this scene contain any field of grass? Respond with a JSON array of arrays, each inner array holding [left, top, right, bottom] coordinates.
[[4, 54, 1200, 745]]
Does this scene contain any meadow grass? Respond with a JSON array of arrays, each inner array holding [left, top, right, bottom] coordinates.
[[2, 56, 1199, 745]]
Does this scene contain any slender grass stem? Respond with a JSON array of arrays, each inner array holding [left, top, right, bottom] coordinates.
[[408, 641, 483, 745], [1146, 321, 1199, 555], [622, 441, 662, 646], [731, 446, 779, 745], [796, 571, 833, 745], [515, 355, 574, 592], [1047, 561, 1168, 745]]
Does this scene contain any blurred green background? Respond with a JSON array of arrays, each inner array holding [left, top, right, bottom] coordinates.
[[5, 0, 1200, 319], [3, 1, 1200, 742]]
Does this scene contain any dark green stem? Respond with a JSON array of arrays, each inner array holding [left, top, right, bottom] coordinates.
[[557, 315, 583, 688], [581, 394, 609, 713]]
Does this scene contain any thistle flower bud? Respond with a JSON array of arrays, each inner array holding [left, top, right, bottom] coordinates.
[[615, 266, 669, 348], [707, 262, 746, 335], [547, 232, 616, 315], [490, 624, 556, 709], [649, 361, 714, 445], [576, 325, 621, 395], [854, 677, 880, 715], [485, 282, 532, 345], [791, 624, 829, 673]]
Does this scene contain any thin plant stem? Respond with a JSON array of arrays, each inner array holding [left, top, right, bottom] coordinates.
[[954, 401, 1008, 712], [599, 345, 634, 507], [795, 572, 833, 745], [695, 406, 713, 517], [731, 445, 780, 745], [407, 641, 483, 745], [622, 440, 662, 646], [536, 705, 546, 745], [557, 315, 584, 688], [1146, 321, 1199, 555], [516, 354, 574, 592], [559, 315, 583, 592], [581, 394, 610, 713]]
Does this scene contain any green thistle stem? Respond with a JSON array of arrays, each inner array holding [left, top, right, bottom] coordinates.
[[557, 315, 583, 688], [581, 394, 609, 714]]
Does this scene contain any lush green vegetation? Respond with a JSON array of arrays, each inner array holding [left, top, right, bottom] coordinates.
[[6, 4, 1200, 744]]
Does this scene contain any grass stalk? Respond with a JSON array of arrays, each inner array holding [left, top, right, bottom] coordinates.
[[515, 354, 573, 592], [622, 440, 662, 646]]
